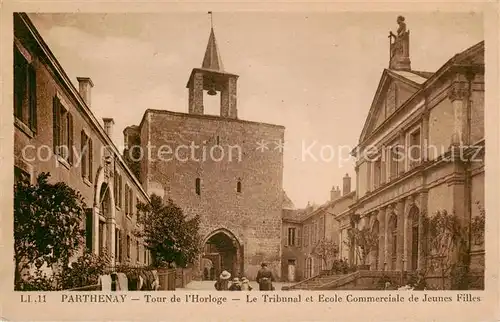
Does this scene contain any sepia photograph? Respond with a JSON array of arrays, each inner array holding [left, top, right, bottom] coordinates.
[[3, 2, 498, 320]]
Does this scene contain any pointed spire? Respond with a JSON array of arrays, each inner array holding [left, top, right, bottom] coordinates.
[[202, 14, 224, 72]]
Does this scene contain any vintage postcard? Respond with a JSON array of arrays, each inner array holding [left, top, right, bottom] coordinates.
[[0, 0, 499, 321]]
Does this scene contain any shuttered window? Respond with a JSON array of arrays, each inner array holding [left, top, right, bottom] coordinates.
[[14, 46, 37, 132], [52, 96, 74, 164]]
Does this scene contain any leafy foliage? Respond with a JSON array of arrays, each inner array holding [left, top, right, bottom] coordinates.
[[14, 173, 86, 288], [15, 268, 57, 291], [58, 250, 112, 290], [422, 203, 486, 290], [345, 226, 379, 265], [312, 238, 339, 268], [135, 194, 202, 267]]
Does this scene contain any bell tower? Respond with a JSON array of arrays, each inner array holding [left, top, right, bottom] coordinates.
[[186, 14, 239, 118]]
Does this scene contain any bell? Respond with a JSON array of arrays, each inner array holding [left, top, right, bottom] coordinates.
[[207, 83, 217, 96]]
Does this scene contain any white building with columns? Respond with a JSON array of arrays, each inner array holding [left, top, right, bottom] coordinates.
[[338, 25, 484, 281]]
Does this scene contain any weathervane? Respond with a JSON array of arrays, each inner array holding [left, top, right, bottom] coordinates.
[[208, 11, 213, 29]]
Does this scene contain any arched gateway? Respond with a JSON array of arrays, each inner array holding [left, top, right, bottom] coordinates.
[[201, 229, 243, 280]]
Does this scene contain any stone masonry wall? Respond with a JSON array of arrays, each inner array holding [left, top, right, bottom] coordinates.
[[140, 110, 285, 280]]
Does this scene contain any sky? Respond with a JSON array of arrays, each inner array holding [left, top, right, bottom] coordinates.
[[28, 12, 483, 208]]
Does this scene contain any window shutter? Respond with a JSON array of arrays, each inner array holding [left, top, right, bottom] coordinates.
[[28, 64, 37, 132], [68, 113, 74, 164], [52, 97, 60, 153], [130, 189, 134, 216], [297, 227, 302, 247], [125, 185, 129, 215], [81, 131, 86, 179], [118, 175, 122, 208], [114, 171, 118, 206], [88, 139, 93, 182]]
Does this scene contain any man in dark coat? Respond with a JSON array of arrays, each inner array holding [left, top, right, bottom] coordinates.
[[256, 262, 274, 291]]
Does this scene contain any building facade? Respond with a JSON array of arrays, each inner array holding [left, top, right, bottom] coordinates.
[[13, 13, 151, 270], [281, 175, 355, 282], [341, 20, 485, 282], [124, 27, 285, 280]]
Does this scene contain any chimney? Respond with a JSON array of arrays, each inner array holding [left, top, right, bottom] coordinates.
[[343, 173, 351, 196], [77, 77, 94, 107], [330, 186, 341, 201], [103, 118, 114, 138]]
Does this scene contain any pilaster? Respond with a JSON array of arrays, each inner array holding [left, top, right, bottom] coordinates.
[[418, 191, 428, 270], [396, 199, 405, 271], [378, 208, 386, 270], [188, 72, 204, 115], [384, 204, 392, 271], [448, 81, 469, 146], [107, 217, 116, 267], [92, 206, 99, 255]]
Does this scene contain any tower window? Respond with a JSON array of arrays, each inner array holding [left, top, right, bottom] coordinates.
[[237, 180, 242, 193], [195, 178, 201, 195], [216, 135, 220, 145]]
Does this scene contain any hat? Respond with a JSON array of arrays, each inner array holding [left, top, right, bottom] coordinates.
[[241, 277, 249, 283], [219, 270, 231, 280], [261, 262, 267, 267], [233, 277, 240, 283]]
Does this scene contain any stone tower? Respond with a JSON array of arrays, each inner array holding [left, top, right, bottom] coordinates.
[[127, 23, 285, 281]]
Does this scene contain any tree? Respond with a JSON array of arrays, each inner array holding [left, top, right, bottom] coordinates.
[[312, 238, 339, 269], [135, 194, 202, 267], [345, 227, 378, 267], [422, 204, 485, 290], [14, 173, 86, 289]]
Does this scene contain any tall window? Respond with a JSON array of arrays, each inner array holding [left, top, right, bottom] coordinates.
[[143, 246, 147, 264], [237, 180, 242, 193], [136, 240, 140, 262], [126, 235, 131, 259], [303, 225, 309, 247], [14, 166, 30, 184], [409, 129, 421, 168], [389, 143, 399, 180], [374, 158, 381, 189], [391, 214, 398, 269], [115, 228, 121, 262], [125, 184, 133, 217], [14, 46, 37, 132], [136, 197, 140, 221], [114, 171, 118, 206], [81, 131, 92, 181], [195, 178, 201, 195], [288, 227, 296, 246], [118, 175, 122, 208], [53, 96, 73, 163], [129, 188, 134, 217], [98, 220, 105, 256], [124, 184, 129, 215]]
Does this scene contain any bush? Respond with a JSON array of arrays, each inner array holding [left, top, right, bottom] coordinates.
[[375, 275, 395, 290], [330, 259, 356, 274], [16, 268, 57, 291], [58, 250, 111, 290]]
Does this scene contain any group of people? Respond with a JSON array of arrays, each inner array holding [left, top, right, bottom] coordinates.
[[214, 262, 275, 291]]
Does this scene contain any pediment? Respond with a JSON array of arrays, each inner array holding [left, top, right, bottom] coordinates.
[[359, 69, 422, 143]]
